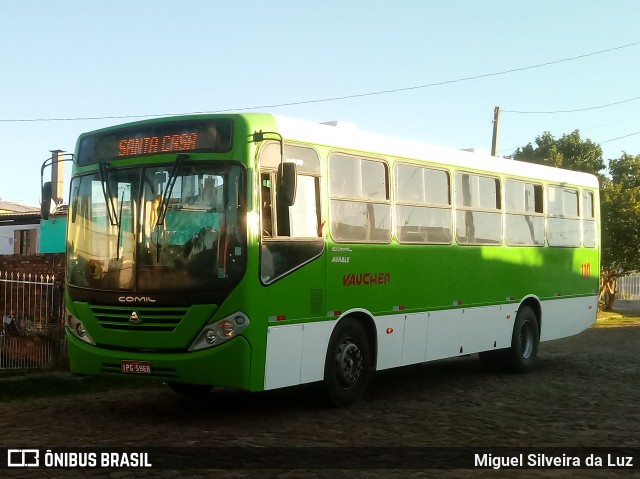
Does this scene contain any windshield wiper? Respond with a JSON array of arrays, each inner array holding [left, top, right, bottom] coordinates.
[[99, 162, 129, 261], [156, 154, 187, 226], [98, 162, 119, 226], [155, 154, 187, 262], [115, 188, 126, 261]]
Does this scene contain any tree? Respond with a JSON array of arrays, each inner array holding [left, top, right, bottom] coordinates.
[[512, 131, 640, 309], [512, 130, 605, 178], [599, 153, 640, 309]]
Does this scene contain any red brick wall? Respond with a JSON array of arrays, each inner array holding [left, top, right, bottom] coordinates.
[[0, 253, 66, 280]]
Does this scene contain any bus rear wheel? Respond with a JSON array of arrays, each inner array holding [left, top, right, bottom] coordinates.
[[322, 319, 371, 407], [505, 306, 539, 373]]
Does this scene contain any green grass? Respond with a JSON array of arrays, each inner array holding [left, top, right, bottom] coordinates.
[[595, 310, 640, 328], [0, 372, 162, 402]]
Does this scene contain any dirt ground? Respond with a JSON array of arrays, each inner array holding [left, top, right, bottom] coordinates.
[[0, 322, 638, 479]]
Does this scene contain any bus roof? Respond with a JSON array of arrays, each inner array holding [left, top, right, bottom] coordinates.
[[272, 114, 599, 189]]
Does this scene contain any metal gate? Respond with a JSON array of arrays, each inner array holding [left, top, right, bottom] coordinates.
[[0, 271, 65, 369], [617, 273, 640, 300]]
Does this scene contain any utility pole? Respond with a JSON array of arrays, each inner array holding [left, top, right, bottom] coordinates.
[[491, 106, 500, 156]]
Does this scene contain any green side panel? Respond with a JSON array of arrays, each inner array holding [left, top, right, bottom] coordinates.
[[67, 330, 252, 389], [325, 241, 599, 314], [228, 250, 327, 392], [39, 217, 67, 253]]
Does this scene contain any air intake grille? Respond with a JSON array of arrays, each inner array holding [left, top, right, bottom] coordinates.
[[90, 305, 189, 332]]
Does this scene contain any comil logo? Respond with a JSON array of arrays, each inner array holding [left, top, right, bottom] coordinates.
[[118, 296, 157, 303], [7, 449, 39, 467]]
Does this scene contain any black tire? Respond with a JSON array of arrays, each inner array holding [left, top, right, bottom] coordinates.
[[322, 319, 371, 407], [505, 306, 539, 373], [166, 382, 212, 396]]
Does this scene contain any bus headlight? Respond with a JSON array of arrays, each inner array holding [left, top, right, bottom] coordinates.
[[189, 312, 250, 351], [205, 329, 217, 344], [66, 308, 96, 345]]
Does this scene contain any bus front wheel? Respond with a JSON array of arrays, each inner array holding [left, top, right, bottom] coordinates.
[[322, 319, 371, 407], [505, 306, 539, 373]]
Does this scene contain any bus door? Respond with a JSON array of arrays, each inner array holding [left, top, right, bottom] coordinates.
[[258, 143, 325, 320]]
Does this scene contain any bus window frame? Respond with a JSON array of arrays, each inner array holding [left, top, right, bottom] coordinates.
[[453, 170, 503, 246], [329, 152, 392, 244], [504, 178, 545, 247], [581, 189, 597, 248], [546, 185, 581, 248], [394, 161, 453, 245], [258, 142, 324, 285]]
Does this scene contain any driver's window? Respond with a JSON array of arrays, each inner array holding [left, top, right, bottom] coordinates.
[[259, 143, 323, 284], [261, 173, 274, 237]]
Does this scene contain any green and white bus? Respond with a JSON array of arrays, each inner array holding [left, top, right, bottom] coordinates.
[[46, 113, 599, 406]]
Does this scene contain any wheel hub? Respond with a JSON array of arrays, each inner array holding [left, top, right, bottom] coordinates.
[[335, 339, 363, 387]]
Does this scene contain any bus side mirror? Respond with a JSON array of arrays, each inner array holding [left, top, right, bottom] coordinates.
[[41, 181, 53, 220], [277, 162, 297, 207]]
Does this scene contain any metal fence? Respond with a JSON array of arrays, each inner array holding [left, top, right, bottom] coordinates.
[[617, 273, 640, 300], [0, 336, 63, 369], [0, 271, 65, 369]]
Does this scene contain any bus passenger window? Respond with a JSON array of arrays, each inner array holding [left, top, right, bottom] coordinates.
[[505, 180, 544, 246], [395, 164, 452, 244], [547, 186, 580, 247], [454, 172, 502, 245], [582, 190, 596, 247], [330, 154, 391, 243]]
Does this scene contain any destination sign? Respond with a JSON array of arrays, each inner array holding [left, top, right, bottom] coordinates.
[[117, 132, 198, 157], [77, 119, 233, 165]]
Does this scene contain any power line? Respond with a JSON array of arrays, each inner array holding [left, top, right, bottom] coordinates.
[[503, 95, 640, 114], [581, 114, 640, 132], [2, 40, 640, 123], [498, 129, 640, 155], [600, 130, 640, 144]]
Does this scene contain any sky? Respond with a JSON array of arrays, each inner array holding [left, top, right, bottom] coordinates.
[[1, 0, 639, 206]]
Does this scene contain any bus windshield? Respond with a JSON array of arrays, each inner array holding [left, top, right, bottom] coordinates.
[[66, 162, 246, 291]]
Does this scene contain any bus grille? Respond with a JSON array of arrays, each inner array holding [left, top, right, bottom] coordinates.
[[90, 305, 189, 332]]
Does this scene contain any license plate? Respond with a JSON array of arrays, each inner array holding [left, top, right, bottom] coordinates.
[[121, 360, 151, 374]]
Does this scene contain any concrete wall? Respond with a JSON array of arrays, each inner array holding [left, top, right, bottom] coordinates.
[[39, 217, 67, 254]]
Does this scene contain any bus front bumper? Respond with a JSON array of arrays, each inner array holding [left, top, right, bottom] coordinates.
[[66, 329, 253, 390]]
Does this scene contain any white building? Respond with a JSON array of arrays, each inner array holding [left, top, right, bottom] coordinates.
[[0, 201, 41, 255]]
